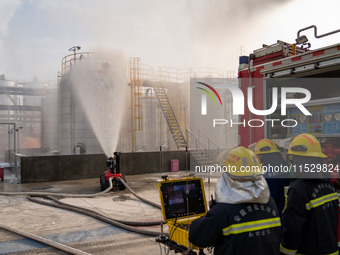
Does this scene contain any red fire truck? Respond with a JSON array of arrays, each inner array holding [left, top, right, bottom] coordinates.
[[238, 25, 340, 162]]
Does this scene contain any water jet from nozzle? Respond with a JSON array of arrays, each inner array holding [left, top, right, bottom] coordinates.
[[69, 52, 127, 157]]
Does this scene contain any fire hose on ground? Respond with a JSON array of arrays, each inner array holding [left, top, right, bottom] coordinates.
[[27, 194, 163, 226], [0, 223, 91, 255], [0, 177, 162, 209], [27, 194, 164, 237], [0, 177, 166, 243], [117, 176, 162, 209], [0, 177, 115, 198]]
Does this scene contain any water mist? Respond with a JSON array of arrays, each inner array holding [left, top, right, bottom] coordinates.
[[69, 52, 127, 157]]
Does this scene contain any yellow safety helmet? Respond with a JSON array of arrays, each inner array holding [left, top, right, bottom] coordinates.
[[254, 139, 280, 155], [224, 146, 263, 177], [288, 133, 327, 158]]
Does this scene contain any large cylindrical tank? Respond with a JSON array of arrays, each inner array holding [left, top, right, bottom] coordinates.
[[136, 91, 173, 152], [23, 78, 42, 106], [19, 78, 44, 152], [41, 95, 58, 153], [58, 72, 102, 155], [133, 82, 190, 152], [58, 52, 128, 156]]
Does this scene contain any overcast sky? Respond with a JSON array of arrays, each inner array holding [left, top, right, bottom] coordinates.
[[1, 0, 340, 82]]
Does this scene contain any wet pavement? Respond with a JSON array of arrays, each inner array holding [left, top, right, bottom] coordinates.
[[0, 169, 218, 254]]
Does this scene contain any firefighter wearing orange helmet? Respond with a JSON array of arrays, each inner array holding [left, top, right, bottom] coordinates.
[[280, 134, 338, 255], [189, 146, 281, 255], [255, 139, 290, 215]]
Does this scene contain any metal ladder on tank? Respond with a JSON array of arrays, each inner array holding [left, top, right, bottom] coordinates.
[[154, 87, 187, 150]]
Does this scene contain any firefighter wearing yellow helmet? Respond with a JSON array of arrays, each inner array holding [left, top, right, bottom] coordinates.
[[255, 139, 280, 155], [255, 139, 290, 215], [288, 133, 327, 158], [280, 134, 338, 255], [223, 146, 264, 177], [189, 146, 281, 255]]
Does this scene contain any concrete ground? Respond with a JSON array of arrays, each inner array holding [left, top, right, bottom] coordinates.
[[0, 169, 218, 255]]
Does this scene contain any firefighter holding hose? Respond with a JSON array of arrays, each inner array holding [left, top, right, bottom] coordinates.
[[280, 134, 338, 255], [189, 146, 281, 254]]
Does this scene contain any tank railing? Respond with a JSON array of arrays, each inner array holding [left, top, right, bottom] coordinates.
[[139, 64, 156, 81], [157, 67, 224, 83], [129, 61, 225, 85], [60, 52, 119, 75], [129, 63, 157, 83], [63, 54, 225, 82], [154, 129, 181, 151], [61, 52, 101, 75], [134, 63, 224, 84]]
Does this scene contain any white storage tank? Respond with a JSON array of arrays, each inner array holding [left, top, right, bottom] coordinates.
[[23, 77, 42, 107], [58, 72, 102, 155]]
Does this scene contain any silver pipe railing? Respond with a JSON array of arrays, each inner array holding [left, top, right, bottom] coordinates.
[[297, 25, 340, 39]]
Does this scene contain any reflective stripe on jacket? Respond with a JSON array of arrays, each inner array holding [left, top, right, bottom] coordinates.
[[280, 180, 338, 255], [189, 197, 281, 255]]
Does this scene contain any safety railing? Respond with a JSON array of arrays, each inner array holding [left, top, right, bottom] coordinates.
[[186, 129, 221, 166], [131, 63, 224, 84], [197, 129, 220, 156], [157, 67, 224, 83], [154, 129, 182, 150], [61, 52, 93, 75]]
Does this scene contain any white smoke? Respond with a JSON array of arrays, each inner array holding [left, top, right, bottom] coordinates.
[[0, 0, 21, 39]]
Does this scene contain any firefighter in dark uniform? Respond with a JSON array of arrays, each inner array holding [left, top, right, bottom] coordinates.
[[255, 139, 290, 215], [189, 146, 281, 255], [280, 133, 338, 255]]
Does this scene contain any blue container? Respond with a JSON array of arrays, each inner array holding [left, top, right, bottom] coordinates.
[[239, 56, 249, 64]]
